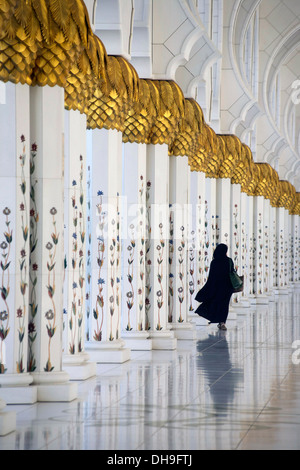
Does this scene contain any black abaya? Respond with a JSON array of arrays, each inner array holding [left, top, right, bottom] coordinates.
[[195, 250, 234, 324]]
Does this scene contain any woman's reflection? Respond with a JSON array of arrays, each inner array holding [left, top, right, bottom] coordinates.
[[196, 331, 244, 413]]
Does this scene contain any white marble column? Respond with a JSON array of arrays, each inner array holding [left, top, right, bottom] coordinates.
[[268, 205, 277, 295], [29, 85, 77, 401], [238, 192, 253, 307], [62, 109, 96, 379], [145, 144, 177, 349], [230, 183, 242, 306], [292, 215, 300, 288], [121, 141, 152, 350], [169, 156, 196, 340], [0, 82, 36, 405], [85, 128, 130, 362], [275, 207, 290, 294]]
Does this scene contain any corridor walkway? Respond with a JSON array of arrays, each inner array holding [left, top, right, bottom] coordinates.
[[1, 293, 300, 451]]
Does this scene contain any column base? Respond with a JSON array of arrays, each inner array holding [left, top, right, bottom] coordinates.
[[121, 331, 152, 350], [31, 371, 78, 402], [0, 373, 37, 404], [170, 322, 197, 340], [85, 339, 131, 363], [273, 287, 290, 295], [149, 330, 177, 350], [62, 353, 97, 381]]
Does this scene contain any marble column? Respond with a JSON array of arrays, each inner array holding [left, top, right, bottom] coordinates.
[[145, 144, 177, 349], [230, 183, 243, 307], [274, 207, 290, 294], [0, 82, 37, 404], [251, 196, 269, 304], [121, 141, 152, 350], [62, 109, 96, 379], [292, 215, 300, 288], [238, 191, 253, 307], [268, 205, 277, 296], [85, 128, 130, 363], [28, 85, 77, 401], [169, 155, 196, 340]]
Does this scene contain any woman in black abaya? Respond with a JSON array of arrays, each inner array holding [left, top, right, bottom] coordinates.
[[195, 243, 234, 330]]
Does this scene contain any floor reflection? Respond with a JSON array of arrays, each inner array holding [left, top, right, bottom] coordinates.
[[1, 293, 300, 450], [196, 332, 244, 414]]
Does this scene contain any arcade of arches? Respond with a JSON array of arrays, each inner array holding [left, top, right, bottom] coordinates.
[[0, 0, 300, 450]]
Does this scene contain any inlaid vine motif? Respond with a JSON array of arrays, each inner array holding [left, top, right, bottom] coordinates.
[[241, 222, 247, 297], [168, 207, 174, 322], [232, 204, 240, 302], [44, 207, 59, 372], [257, 213, 263, 294], [177, 225, 185, 323], [294, 224, 299, 282], [264, 225, 269, 293], [211, 214, 219, 250], [204, 200, 210, 280], [188, 231, 195, 312], [78, 156, 85, 351], [17, 135, 29, 373], [108, 193, 121, 341], [232, 205, 239, 271], [197, 196, 204, 289], [272, 219, 277, 287], [69, 179, 78, 354], [137, 175, 145, 331], [86, 164, 92, 341], [156, 222, 164, 330], [93, 190, 105, 341], [126, 224, 135, 331], [69, 156, 85, 354], [249, 235, 254, 295], [145, 181, 151, 330], [279, 229, 284, 287], [28, 142, 38, 372], [0, 207, 12, 374]]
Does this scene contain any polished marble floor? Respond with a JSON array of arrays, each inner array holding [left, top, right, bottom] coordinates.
[[1, 292, 300, 451]]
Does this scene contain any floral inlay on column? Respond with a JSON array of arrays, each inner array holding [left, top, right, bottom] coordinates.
[[69, 179, 78, 354], [232, 204, 240, 302], [17, 135, 29, 373], [137, 175, 145, 331], [28, 142, 38, 372], [156, 223, 164, 331], [93, 190, 105, 341], [69, 155, 86, 355], [241, 222, 247, 297], [204, 200, 209, 281], [86, 164, 92, 341], [168, 207, 174, 322], [0, 207, 12, 374], [145, 181, 151, 331], [188, 231, 195, 312], [211, 215, 219, 250], [44, 207, 59, 372], [108, 193, 120, 342], [126, 225, 135, 331], [177, 225, 185, 323], [264, 225, 269, 293], [257, 213, 263, 294]]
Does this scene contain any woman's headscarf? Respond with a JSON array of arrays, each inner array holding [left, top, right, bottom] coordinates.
[[213, 243, 228, 259]]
